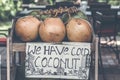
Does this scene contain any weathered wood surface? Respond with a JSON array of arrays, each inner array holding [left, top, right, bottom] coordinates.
[[12, 42, 95, 52], [12, 43, 26, 52]]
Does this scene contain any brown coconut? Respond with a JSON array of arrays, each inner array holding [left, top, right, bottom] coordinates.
[[39, 18, 66, 42], [15, 16, 41, 41], [66, 18, 92, 42]]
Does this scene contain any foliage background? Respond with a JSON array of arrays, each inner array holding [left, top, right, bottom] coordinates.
[[0, 0, 22, 21], [0, 0, 120, 21]]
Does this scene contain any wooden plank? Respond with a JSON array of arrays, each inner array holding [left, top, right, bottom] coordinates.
[[95, 37, 98, 80], [7, 37, 10, 80], [12, 42, 94, 52], [12, 43, 26, 52], [11, 66, 17, 80]]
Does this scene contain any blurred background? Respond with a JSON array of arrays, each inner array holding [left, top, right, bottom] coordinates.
[[0, 0, 120, 80], [0, 0, 120, 35]]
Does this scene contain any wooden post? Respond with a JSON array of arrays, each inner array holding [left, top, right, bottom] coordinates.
[[95, 37, 98, 80], [7, 37, 10, 80]]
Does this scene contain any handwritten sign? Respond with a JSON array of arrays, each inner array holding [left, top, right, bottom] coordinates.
[[25, 42, 91, 79]]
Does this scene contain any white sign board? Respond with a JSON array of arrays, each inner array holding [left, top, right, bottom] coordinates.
[[25, 42, 91, 79]]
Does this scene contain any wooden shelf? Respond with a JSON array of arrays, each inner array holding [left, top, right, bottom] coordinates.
[[12, 43, 26, 52]]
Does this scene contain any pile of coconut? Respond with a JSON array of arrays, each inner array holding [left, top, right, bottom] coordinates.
[[15, 8, 93, 42]]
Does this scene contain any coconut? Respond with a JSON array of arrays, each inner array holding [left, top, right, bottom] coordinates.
[[66, 18, 92, 42], [39, 17, 66, 42], [15, 16, 41, 41]]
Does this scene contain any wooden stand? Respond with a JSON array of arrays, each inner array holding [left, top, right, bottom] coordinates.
[[6, 36, 99, 80], [6, 16, 99, 80]]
